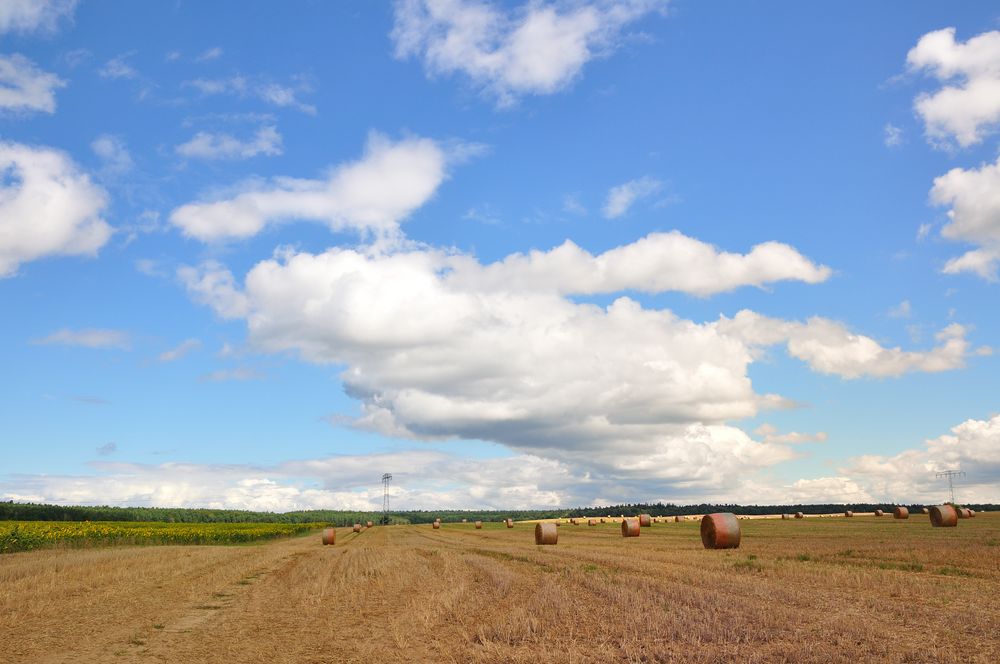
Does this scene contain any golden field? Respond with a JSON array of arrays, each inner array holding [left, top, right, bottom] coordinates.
[[1, 513, 998, 663]]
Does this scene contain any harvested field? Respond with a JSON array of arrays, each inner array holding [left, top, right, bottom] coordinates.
[[2, 514, 999, 663]]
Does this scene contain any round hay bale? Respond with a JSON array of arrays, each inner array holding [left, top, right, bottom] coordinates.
[[461, 518, 467, 523], [621, 518, 640, 537], [795, 512, 804, 519], [701, 513, 741, 549], [474, 521, 483, 529], [432, 521, 440, 529], [674, 516, 682, 523], [929, 505, 958, 527], [505, 518, 514, 528], [322, 527, 336, 545], [570, 518, 578, 525], [555, 522, 561, 527], [956, 507, 968, 519], [600, 518, 605, 523], [921, 507, 929, 514], [366, 521, 373, 528], [845, 511, 853, 517], [874, 509, 884, 517], [353, 523, 362, 533], [535, 522, 558, 545], [969, 509, 976, 518], [781, 514, 791, 520], [893, 506, 909, 519], [588, 519, 597, 526], [639, 514, 652, 527]]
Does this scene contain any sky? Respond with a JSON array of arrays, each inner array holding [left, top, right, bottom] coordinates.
[[1, 0, 999, 511]]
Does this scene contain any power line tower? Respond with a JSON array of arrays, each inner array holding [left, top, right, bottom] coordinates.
[[935, 470, 965, 504], [381, 473, 392, 525]]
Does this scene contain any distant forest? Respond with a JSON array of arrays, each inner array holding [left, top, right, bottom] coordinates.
[[1, 500, 994, 526]]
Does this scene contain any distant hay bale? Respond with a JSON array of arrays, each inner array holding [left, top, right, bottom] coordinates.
[[958, 508, 973, 519], [600, 518, 605, 523], [921, 507, 929, 514], [929, 505, 958, 528], [475, 521, 483, 529], [674, 516, 682, 523], [639, 514, 652, 527], [893, 506, 909, 519], [505, 519, 514, 528], [432, 521, 440, 529], [462, 518, 467, 523], [701, 513, 741, 549], [781, 514, 791, 520], [570, 518, 578, 525], [969, 509, 976, 518], [874, 509, 884, 517], [366, 521, 373, 528], [535, 522, 558, 545], [845, 511, 853, 517], [621, 518, 640, 537], [353, 523, 362, 533], [588, 519, 597, 526], [795, 512, 804, 519], [322, 528, 336, 545]]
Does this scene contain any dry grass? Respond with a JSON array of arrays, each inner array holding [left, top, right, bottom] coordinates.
[[1, 515, 999, 663]]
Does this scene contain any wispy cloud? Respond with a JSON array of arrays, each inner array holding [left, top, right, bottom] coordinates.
[[198, 367, 262, 382], [32, 328, 130, 350], [99, 53, 137, 80], [158, 338, 201, 362], [176, 125, 282, 160], [602, 176, 662, 218], [194, 46, 223, 62]]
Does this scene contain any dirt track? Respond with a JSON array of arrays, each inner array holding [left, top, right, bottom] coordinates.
[[3, 518, 1000, 663]]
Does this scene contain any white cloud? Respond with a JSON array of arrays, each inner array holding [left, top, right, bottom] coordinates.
[[718, 310, 975, 379], [448, 231, 831, 296], [169, 132, 451, 242], [99, 54, 138, 80], [930, 153, 1000, 280], [562, 193, 586, 215], [916, 222, 932, 241], [32, 328, 131, 350], [158, 338, 201, 362], [0, 54, 65, 114], [96, 442, 117, 456], [887, 300, 911, 319], [186, 75, 316, 114], [907, 27, 1000, 148], [753, 423, 827, 445], [0, 142, 111, 277], [602, 176, 662, 218], [391, 0, 664, 106], [174, 230, 981, 493], [91, 134, 133, 175], [195, 46, 223, 62], [883, 123, 903, 147], [175, 125, 283, 160], [842, 413, 1000, 503], [0, 0, 76, 34]]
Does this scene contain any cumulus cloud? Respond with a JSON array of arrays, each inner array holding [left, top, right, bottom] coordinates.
[[842, 413, 1000, 503], [158, 338, 201, 362], [0, 142, 111, 277], [32, 328, 131, 350], [930, 154, 1000, 280], [602, 176, 662, 218], [0, 54, 65, 114], [169, 133, 450, 242], [719, 310, 975, 379], [0, 0, 77, 34], [448, 231, 831, 296], [172, 228, 982, 494], [175, 125, 283, 160], [907, 27, 1000, 148], [391, 0, 664, 106]]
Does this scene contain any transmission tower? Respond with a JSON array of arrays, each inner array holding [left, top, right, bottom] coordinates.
[[381, 473, 392, 525], [935, 470, 965, 504]]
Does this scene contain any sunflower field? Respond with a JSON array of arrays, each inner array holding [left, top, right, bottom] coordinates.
[[0, 520, 322, 553]]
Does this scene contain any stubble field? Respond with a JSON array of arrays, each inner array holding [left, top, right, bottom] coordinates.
[[2, 513, 998, 663]]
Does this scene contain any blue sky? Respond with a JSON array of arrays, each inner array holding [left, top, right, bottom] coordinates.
[[2, 0, 999, 510]]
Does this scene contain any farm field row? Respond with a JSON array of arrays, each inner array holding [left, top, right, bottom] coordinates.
[[1, 514, 998, 663], [0, 520, 322, 553]]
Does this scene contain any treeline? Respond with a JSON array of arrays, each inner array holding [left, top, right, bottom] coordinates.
[[1, 500, 994, 525]]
